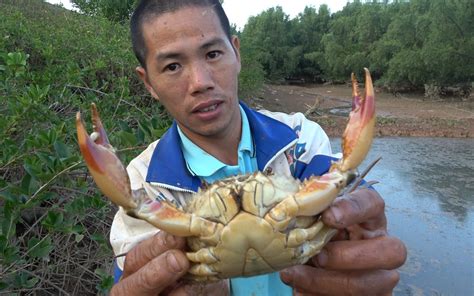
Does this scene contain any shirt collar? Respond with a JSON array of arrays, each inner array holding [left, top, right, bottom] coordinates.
[[177, 105, 254, 177]]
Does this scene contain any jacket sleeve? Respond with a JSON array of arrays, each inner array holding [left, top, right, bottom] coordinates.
[[277, 112, 376, 189], [259, 110, 339, 180], [291, 112, 340, 180], [109, 142, 161, 282]]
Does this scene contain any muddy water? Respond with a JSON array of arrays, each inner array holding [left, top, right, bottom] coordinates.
[[330, 137, 474, 295]]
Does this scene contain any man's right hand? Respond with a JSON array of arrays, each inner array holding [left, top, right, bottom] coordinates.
[[110, 231, 189, 295]]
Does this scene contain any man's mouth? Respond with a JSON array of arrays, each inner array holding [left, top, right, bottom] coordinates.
[[198, 104, 218, 113]]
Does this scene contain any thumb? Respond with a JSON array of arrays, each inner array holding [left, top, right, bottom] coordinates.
[[111, 250, 189, 296]]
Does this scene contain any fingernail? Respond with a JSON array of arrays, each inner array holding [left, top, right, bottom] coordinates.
[[330, 206, 343, 224], [280, 269, 292, 285], [165, 232, 176, 247], [316, 249, 328, 267], [167, 252, 184, 273]]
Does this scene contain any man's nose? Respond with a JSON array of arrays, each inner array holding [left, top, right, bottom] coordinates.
[[188, 63, 215, 94]]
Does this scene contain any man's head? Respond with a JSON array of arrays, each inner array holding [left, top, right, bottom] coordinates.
[[131, 0, 231, 69], [131, 1, 242, 149]]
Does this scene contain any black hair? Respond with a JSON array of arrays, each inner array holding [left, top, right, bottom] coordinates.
[[130, 0, 231, 68]]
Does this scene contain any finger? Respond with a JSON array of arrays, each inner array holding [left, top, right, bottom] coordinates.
[[313, 236, 407, 270], [281, 265, 400, 296], [323, 188, 386, 230], [166, 280, 230, 296], [293, 291, 313, 296], [330, 229, 349, 241], [123, 231, 186, 278], [111, 250, 189, 296], [345, 223, 387, 240]]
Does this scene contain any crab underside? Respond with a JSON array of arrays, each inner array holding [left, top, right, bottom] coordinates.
[[76, 68, 376, 282]]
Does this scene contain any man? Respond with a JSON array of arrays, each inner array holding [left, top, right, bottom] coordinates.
[[109, 0, 407, 295]]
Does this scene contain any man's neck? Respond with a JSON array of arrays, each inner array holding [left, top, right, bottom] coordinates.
[[198, 133, 240, 165], [178, 110, 242, 165]]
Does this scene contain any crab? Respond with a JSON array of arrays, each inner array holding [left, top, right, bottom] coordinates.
[[76, 68, 376, 282]]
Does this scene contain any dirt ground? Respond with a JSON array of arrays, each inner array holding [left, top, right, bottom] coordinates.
[[244, 83, 474, 138]]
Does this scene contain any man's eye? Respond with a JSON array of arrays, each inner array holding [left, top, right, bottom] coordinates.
[[165, 63, 180, 72], [207, 51, 222, 59]]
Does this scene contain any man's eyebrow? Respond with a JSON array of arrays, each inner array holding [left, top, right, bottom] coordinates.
[[155, 38, 227, 62], [155, 51, 182, 62], [200, 37, 227, 50]]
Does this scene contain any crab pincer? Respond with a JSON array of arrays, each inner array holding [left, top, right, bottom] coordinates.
[[266, 68, 376, 230], [338, 67, 376, 172], [76, 103, 136, 210], [76, 104, 219, 239]]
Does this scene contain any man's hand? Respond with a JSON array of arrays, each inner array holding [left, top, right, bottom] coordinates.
[[110, 231, 189, 295], [110, 231, 229, 296], [280, 188, 407, 295]]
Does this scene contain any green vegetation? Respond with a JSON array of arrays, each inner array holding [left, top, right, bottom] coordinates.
[[71, 0, 138, 23], [0, 0, 170, 293], [239, 0, 473, 95]]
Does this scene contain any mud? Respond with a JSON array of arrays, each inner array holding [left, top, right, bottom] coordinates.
[[243, 83, 474, 138]]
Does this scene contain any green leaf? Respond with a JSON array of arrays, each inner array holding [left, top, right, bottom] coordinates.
[[23, 163, 39, 180], [0, 235, 6, 252], [27, 237, 53, 259], [13, 271, 36, 289], [0, 235, 18, 264], [19, 167, 39, 195], [138, 120, 151, 137], [25, 277, 39, 289], [42, 211, 64, 230], [90, 233, 107, 245], [20, 177, 33, 199], [53, 140, 70, 158], [95, 268, 114, 293], [135, 127, 145, 144], [118, 130, 137, 146], [0, 281, 7, 290], [70, 224, 85, 234], [75, 233, 84, 243], [2, 202, 18, 240], [0, 189, 19, 203]]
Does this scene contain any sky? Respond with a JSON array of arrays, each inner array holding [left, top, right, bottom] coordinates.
[[46, 0, 349, 29]]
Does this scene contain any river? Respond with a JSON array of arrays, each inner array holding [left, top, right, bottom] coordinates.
[[330, 137, 474, 296]]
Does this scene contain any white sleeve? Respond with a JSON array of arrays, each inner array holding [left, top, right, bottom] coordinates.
[[109, 141, 160, 270]]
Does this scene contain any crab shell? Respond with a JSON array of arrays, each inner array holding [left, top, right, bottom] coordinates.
[[76, 68, 376, 282]]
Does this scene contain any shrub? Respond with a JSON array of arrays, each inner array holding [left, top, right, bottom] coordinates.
[[0, 0, 170, 293]]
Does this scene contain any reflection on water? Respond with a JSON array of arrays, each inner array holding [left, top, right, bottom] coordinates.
[[330, 137, 474, 296]]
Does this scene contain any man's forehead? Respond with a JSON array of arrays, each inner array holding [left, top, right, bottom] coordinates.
[[143, 5, 217, 29], [141, 6, 226, 48]]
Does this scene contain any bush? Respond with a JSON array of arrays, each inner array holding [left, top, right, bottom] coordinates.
[[0, 0, 171, 293]]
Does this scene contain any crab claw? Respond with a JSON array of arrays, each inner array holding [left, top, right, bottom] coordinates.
[[76, 103, 137, 210], [338, 68, 376, 172]]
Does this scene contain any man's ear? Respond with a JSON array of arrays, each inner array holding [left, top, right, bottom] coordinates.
[[135, 66, 159, 100], [231, 35, 241, 66]]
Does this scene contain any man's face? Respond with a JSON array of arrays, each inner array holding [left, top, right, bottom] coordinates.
[[137, 6, 241, 143]]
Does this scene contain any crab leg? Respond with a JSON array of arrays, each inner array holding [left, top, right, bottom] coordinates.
[[265, 68, 376, 231], [76, 104, 220, 240]]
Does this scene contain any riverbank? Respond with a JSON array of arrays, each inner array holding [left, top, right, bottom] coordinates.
[[245, 83, 473, 138]]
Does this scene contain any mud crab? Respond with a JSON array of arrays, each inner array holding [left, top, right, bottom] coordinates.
[[76, 69, 376, 282]]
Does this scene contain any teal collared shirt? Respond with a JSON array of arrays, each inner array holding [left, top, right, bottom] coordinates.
[[177, 105, 258, 183], [177, 106, 292, 296]]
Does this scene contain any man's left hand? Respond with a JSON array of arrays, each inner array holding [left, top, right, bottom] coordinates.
[[280, 188, 407, 295]]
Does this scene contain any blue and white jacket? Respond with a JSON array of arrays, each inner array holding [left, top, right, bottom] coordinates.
[[110, 103, 340, 283]]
